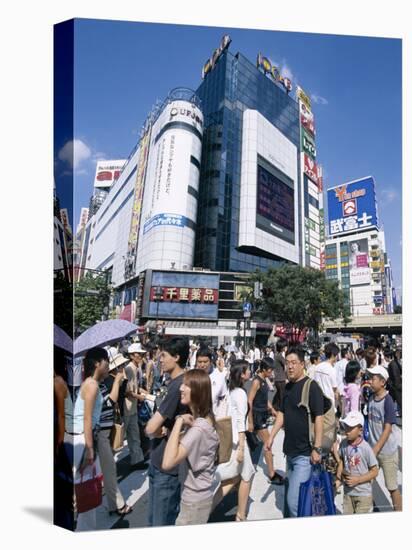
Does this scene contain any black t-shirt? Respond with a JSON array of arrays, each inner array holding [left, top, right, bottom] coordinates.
[[280, 376, 324, 458], [150, 373, 189, 474]]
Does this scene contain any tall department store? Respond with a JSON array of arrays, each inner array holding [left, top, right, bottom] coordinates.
[[77, 35, 393, 344]]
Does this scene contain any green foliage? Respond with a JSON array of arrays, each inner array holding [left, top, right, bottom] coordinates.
[[394, 305, 402, 314], [251, 265, 351, 336], [74, 273, 111, 333]]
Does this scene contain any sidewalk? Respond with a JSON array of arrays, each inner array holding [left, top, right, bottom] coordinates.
[[92, 424, 402, 529]]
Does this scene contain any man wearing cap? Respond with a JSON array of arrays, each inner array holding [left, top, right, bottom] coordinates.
[[123, 343, 147, 470], [367, 364, 402, 511], [336, 410, 379, 514], [97, 353, 133, 516]]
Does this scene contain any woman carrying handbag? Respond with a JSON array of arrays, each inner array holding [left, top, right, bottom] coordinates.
[[69, 347, 108, 531], [214, 360, 256, 521]]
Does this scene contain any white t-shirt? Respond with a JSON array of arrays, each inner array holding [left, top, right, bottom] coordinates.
[[209, 368, 228, 418], [313, 361, 338, 408], [335, 358, 348, 395], [254, 347, 261, 362]]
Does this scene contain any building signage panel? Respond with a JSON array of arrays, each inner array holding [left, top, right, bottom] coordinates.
[[301, 128, 316, 159], [296, 86, 312, 110], [256, 53, 292, 92], [149, 286, 218, 303], [256, 161, 295, 244], [299, 101, 316, 135], [202, 35, 232, 79], [327, 176, 378, 236], [124, 129, 152, 280], [303, 153, 320, 186], [143, 213, 192, 234], [349, 238, 371, 286], [93, 160, 126, 189], [145, 271, 220, 320]]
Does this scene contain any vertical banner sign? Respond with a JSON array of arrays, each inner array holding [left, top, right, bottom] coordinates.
[[124, 128, 152, 279]]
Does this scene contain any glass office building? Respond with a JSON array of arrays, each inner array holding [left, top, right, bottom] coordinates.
[[195, 46, 301, 272]]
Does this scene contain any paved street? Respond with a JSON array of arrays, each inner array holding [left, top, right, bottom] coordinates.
[[92, 423, 402, 530]]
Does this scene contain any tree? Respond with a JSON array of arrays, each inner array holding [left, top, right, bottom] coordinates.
[[74, 272, 111, 333], [251, 265, 351, 343], [394, 305, 402, 314]]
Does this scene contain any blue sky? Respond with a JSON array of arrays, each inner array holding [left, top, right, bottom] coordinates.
[[54, 18, 402, 299]]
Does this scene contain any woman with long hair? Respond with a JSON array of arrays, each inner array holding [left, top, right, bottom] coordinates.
[[214, 360, 256, 521], [247, 357, 284, 484], [71, 347, 108, 531], [162, 369, 219, 526]]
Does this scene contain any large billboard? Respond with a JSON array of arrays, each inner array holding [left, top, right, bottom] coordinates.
[[256, 160, 295, 244], [299, 101, 316, 136], [349, 238, 371, 286], [94, 159, 126, 189], [143, 271, 219, 320], [327, 176, 378, 236]]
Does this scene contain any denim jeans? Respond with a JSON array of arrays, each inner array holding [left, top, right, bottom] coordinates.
[[285, 455, 312, 518], [148, 463, 181, 526]]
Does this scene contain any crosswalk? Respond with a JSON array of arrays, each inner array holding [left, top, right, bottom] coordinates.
[[91, 424, 402, 530]]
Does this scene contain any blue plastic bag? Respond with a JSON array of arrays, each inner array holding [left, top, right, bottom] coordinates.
[[363, 414, 369, 441], [297, 465, 336, 517]]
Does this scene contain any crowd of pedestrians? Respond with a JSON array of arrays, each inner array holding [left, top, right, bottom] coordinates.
[[54, 334, 402, 531]]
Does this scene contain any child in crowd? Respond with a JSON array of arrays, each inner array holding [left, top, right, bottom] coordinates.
[[367, 365, 402, 511], [341, 360, 362, 416], [336, 411, 379, 514]]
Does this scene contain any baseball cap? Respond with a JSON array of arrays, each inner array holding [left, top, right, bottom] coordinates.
[[340, 410, 365, 428], [128, 343, 147, 354], [367, 365, 389, 381]]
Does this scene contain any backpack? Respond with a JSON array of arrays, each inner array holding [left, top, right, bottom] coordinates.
[[298, 378, 337, 453]]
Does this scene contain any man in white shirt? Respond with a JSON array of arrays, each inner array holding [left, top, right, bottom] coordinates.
[[188, 343, 198, 369], [196, 346, 228, 417], [313, 342, 340, 411], [335, 347, 350, 396]]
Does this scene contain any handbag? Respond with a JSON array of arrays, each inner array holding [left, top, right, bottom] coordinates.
[[215, 416, 233, 464], [110, 405, 124, 451], [74, 465, 103, 514], [297, 464, 336, 517], [245, 430, 260, 452]]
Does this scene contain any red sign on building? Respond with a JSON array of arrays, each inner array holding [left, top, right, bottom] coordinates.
[[150, 286, 218, 304], [303, 154, 320, 187]]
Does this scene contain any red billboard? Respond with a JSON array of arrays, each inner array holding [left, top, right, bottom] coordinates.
[[303, 154, 320, 187], [299, 101, 316, 135]]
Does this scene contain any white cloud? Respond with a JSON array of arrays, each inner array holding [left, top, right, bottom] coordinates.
[[58, 139, 91, 169], [311, 94, 329, 105], [269, 55, 296, 83], [381, 188, 400, 204]]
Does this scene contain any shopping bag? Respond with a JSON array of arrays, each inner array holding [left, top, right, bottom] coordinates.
[[110, 422, 124, 451], [297, 465, 336, 517], [363, 414, 369, 442], [215, 416, 233, 464], [74, 465, 103, 513]]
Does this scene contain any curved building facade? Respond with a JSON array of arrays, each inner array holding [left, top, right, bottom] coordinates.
[[136, 93, 203, 272]]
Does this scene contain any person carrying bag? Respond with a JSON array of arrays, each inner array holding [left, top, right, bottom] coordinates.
[[297, 464, 336, 517]]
